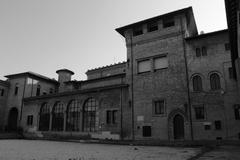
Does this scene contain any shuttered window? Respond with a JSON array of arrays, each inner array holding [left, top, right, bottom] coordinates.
[[138, 60, 151, 73], [153, 56, 168, 70]]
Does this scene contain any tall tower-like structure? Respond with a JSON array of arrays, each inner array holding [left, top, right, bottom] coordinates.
[[116, 7, 198, 140]]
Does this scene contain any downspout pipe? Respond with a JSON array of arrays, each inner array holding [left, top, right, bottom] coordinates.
[[180, 18, 194, 140], [20, 77, 27, 121], [130, 34, 135, 140]]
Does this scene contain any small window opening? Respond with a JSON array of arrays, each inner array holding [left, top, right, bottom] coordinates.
[[147, 22, 158, 32], [133, 27, 143, 36], [163, 18, 175, 28], [142, 126, 151, 137]]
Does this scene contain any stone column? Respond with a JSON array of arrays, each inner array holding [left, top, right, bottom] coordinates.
[[63, 111, 67, 131], [49, 114, 52, 131]]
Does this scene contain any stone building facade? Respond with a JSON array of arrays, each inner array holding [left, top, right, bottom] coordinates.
[[0, 6, 240, 140]]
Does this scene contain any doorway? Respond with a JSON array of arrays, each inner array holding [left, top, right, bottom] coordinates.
[[7, 108, 18, 131], [173, 114, 184, 140]]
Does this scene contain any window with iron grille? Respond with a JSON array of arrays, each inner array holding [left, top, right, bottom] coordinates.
[[66, 100, 81, 131], [147, 22, 158, 32], [52, 102, 64, 131], [83, 98, 98, 132], [142, 126, 151, 137]]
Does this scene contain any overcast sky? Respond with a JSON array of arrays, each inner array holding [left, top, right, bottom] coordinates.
[[0, 0, 227, 80]]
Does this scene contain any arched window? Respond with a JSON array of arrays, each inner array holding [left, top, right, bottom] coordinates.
[[36, 85, 41, 96], [66, 100, 81, 131], [52, 102, 64, 131], [83, 98, 98, 132], [39, 103, 50, 131], [192, 75, 203, 91], [210, 73, 221, 90]]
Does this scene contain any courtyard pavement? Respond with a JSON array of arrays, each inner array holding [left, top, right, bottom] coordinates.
[[0, 139, 200, 160], [196, 145, 240, 160]]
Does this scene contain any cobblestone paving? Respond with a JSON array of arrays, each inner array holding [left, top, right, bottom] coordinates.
[[0, 140, 200, 160]]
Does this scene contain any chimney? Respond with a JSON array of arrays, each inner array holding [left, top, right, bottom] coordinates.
[[56, 69, 74, 92]]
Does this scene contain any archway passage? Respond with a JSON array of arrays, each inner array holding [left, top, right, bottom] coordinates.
[[8, 108, 18, 131], [83, 98, 98, 132], [39, 103, 50, 131], [173, 114, 184, 140]]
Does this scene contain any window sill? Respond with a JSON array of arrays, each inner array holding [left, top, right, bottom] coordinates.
[[137, 71, 151, 75], [152, 114, 166, 117], [192, 90, 203, 93], [194, 118, 206, 122], [154, 68, 168, 72]]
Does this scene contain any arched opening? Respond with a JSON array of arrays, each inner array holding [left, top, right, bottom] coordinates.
[[7, 107, 18, 131], [192, 75, 203, 91], [82, 98, 98, 132], [173, 114, 184, 140], [210, 73, 221, 90], [66, 100, 81, 131], [52, 102, 64, 131], [39, 103, 50, 131]]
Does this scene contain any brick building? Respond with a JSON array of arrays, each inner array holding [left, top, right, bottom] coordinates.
[[0, 5, 240, 140]]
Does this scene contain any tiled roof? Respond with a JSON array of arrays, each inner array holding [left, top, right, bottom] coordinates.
[[86, 61, 126, 73]]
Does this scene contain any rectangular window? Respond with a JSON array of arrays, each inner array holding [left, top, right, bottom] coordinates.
[[194, 105, 205, 119], [202, 46, 207, 56], [234, 104, 240, 120], [163, 18, 175, 28], [229, 67, 234, 79], [106, 110, 111, 124], [112, 110, 117, 124], [36, 88, 40, 96], [27, 115, 33, 126], [106, 110, 117, 124], [142, 126, 151, 137], [154, 100, 165, 115], [138, 59, 151, 73], [153, 56, 168, 70], [49, 88, 53, 94], [204, 124, 211, 130], [133, 27, 143, 36], [14, 86, 18, 95], [196, 48, 201, 57], [1, 89, 4, 96], [225, 43, 230, 51], [147, 22, 158, 32], [215, 120, 222, 130]]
